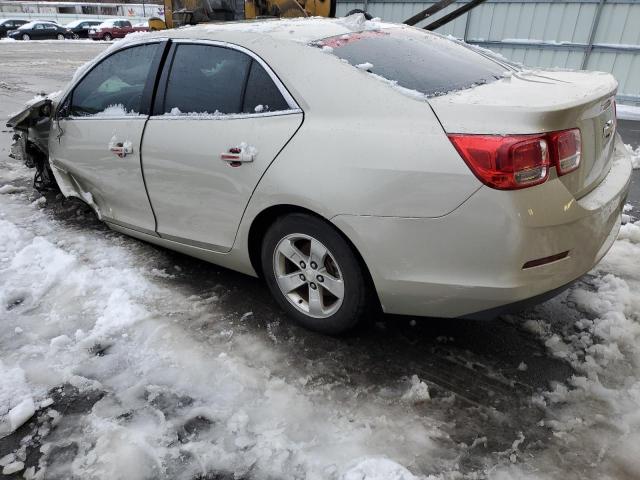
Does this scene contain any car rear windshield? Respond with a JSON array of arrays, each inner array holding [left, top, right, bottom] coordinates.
[[312, 28, 506, 96]]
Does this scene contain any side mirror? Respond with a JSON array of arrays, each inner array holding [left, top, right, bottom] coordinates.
[[39, 99, 52, 117], [56, 98, 71, 119]]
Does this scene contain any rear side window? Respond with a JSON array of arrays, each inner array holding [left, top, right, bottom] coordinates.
[[242, 60, 289, 113], [164, 44, 251, 114], [313, 28, 506, 96], [162, 44, 291, 115], [70, 43, 158, 116]]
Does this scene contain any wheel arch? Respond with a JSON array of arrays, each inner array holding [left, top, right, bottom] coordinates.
[[246, 204, 381, 310]]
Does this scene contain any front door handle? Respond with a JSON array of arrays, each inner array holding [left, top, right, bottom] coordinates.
[[220, 144, 256, 167], [109, 140, 133, 158]]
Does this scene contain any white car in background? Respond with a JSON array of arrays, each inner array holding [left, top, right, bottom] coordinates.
[[8, 17, 633, 334]]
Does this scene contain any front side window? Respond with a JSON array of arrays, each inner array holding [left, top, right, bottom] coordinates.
[[70, 43, 158, 116], [163, 44, 290, 116]]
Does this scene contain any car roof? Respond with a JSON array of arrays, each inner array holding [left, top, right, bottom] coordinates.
[[143, 16, 398, 45]]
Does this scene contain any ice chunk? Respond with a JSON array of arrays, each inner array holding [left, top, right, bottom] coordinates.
[[2, 461, 25, 475], [401, 375, 430, 403], [8, 398, 36, 433], [341, 458, 418, 480], [355, 62, 373, 70], [0, 184, 26, 194]]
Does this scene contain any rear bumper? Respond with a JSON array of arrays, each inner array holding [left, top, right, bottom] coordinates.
[[332, 138, 633, 318]]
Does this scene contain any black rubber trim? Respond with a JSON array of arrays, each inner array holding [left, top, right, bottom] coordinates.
[[141, 39, 172, 116], [152, 42, 177, 116]]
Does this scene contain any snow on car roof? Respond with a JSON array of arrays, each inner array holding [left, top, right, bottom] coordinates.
[[100, 18, 128, 25], [147, 14, 399, 44]]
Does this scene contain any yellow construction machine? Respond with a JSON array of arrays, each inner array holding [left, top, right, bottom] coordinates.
[[162, 0, 336, 28]]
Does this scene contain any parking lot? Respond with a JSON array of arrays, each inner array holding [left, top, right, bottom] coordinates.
[[1, 40, 640, 480]]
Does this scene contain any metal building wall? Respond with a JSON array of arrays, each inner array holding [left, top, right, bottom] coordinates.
[[336, 0, 640, 105]]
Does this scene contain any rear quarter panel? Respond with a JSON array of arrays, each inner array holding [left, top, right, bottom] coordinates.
[[236, 36, 481, 223]]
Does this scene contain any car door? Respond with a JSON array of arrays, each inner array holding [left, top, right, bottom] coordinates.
[[43, 23, 58, 39], [50, 41, 165, 234], [141, 41, 303, 252], [1, 21, 12, 35], [32, 23, 45, 39]]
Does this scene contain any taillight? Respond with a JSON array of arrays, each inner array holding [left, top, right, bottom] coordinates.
[[448, 128, 582, 190], [550, 129, 581, 176], [448, 134, 550, 190]]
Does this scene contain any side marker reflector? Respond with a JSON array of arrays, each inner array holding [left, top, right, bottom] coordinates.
[[522, 251, 569, 269]]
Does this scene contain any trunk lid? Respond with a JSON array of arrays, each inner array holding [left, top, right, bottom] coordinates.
[[428, 70, 618, 199]]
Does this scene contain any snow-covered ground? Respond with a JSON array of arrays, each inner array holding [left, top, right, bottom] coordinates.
[[1, 41, 640, 480]]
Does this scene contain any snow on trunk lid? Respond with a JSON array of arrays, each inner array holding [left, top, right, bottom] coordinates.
[[428, 70, 619, 199]]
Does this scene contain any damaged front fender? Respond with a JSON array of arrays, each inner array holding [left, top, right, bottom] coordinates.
[[7, 96, 57, 191]]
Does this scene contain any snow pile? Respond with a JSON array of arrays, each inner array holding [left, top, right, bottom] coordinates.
[[341, 458, 420, 480], [496, 217, 640, 478], [96, 103, 140, 117], [624, 143, 640, 169]]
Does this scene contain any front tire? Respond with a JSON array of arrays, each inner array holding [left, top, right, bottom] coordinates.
[[57, 33, 64, 40], [261, 213, 374, 335], [103, 33, 112, 41], [22, 34, 30, 41]]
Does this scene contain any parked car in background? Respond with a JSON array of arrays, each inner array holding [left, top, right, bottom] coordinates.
[[0, 18, 28, 38], [7, 21, 72, 40], [7, 19, 633, 334], [65, 19, 102, 39], [88, 19, 147, 41]]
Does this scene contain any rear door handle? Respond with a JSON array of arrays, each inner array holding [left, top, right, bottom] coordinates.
[[109, 140, 133, 158], [220, 145, 256, 166]]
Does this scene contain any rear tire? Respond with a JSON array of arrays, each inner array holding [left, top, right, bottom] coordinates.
[[21, 34, 30, 41], [261, 213, 374, 335]]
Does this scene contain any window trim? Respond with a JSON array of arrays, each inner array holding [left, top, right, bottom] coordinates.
[[153, 39, 301, 120], [57, 40, 169, 121]]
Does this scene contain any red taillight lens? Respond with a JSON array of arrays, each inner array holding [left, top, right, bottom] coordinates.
[[448, 134, 550, 190], [550, 128, 581, 176], [448, 128, 582, 190]]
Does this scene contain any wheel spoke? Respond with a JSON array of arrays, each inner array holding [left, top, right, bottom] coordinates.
[[276, 272, 306, 294], [308, 286, 323, 316], [319, 272, 344, 299], [309, 239, 327, 267], [277, 239, 308, 266]]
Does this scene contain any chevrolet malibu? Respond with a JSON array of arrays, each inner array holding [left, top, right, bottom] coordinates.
[[8, 17, 633, 334]]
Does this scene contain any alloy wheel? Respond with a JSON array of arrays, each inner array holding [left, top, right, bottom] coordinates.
[[22, 34, 29, 41], [273, 233, 345, 318], [57, 34, 64, 40]]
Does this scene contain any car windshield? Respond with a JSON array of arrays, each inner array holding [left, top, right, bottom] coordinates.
[[18, 22, 36, 30], [312, 27, 507, 97], [65, 20, 83, 28]]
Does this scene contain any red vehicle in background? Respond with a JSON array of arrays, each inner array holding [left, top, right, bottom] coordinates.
[[88, 19, 147, 41]]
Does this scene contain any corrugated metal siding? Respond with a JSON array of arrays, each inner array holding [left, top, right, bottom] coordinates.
[[336, 0, 640, 105]]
